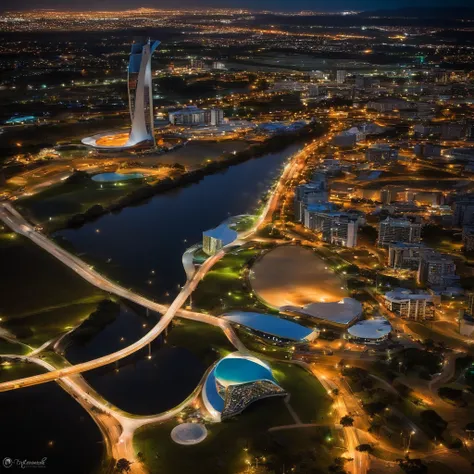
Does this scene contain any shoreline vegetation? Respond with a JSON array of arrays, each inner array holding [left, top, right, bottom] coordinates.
[[27, 122, 327, 233]]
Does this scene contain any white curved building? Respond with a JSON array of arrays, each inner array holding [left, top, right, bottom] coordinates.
[[82, 38, 160, 150], [127, 38, 160, 147], [347, 317, 392, 344]]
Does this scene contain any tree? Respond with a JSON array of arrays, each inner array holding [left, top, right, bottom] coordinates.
[[356, 444, 373, 453], [115, 459, 132, 473], [340, 415, 354, 427]]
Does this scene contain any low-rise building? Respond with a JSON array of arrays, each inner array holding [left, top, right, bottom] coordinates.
[[203, 223, 238, 255], [366, 144, 398, 164]]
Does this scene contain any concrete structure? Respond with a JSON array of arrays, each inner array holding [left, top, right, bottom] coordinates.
[[202, 223, 238, 256], [336, 70, 347, 84], [459, 312, 474, 337], [387, 242, 427, 270], [367, 98, 410, 113], [453, 196, 474, 227], [347, 317, 392, 344], [384, 289, 436, 320], [82, 38, 160, 150], [418, 252, 457, 287], [462, 226, 474, 252], [127, 38, 160, 147], [222, 311, 319, 344], [171, 423, 208, 445], [202, 353, 286, 422], [294, 181, 328, 222], [282, 298, 363, 326], [366, 144, 398, 164], [322, 213, 358, 248], [169, 106, 224, 126], [378, 217, 422, 248]]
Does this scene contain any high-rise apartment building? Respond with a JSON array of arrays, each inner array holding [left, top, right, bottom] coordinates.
[[378, 217, 422, 248]]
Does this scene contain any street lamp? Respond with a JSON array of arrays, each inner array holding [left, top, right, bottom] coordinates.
[[406, 430, 416, 453]]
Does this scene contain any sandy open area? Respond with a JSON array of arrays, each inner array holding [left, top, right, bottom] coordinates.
[[250, 245, 347, 308]]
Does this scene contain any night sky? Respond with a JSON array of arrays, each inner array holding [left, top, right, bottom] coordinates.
[[1, 0, 473, 13]]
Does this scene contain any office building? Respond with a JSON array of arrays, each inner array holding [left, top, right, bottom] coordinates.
[[378, 217, 422, 248], [169, 106, 225, 126], [366, 144, 398, 164], [336, 70, 347, 84], [388, 242, 428, 270], [383, 289, 436, 320], [294, 181, 328, 221], [453, 196, 474, 227], [462, 226, 474, 252], [418, 252, 457, 287], [321, 213, 358, 248]]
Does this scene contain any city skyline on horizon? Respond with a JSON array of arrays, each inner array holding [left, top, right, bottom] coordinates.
[[1, 0, 474, 13]]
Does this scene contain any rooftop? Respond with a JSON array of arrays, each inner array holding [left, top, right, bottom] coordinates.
[[347, 317, 392, 340], [203, 223, 238, 245], [282, 297, 363, 326], [222, 311, 318, 342]]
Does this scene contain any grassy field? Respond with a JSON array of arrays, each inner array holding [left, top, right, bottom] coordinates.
[[134, 399, 336, 474], [134, 360, 335, 474], [0, 229, 105, 347], [192, 245, 275, 314], [0, 339, 30, 355], [17, 178, 145, 231], [272, 362, 333, 424], [0, 360, 47, 383], [168, 319, 236, 366]]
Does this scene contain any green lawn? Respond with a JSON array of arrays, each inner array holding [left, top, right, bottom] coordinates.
[[192, 245, 276, 314], [0, 339, 30, 355], [169, 319, 236, 366], [0, 360, 47, 383], [134, 361, 335, 474], [0, 229, 105, 347], [272, 362, 333, 424], [17, 179, 145, 232]]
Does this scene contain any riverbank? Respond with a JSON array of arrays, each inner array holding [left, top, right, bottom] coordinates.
[[20, 121, 327, 234]]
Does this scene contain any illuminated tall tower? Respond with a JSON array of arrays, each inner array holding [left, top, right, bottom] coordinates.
[[126, 38, 160, 147]]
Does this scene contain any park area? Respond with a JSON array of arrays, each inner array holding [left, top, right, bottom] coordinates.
[[134, 362, 336, 474], [0, 228, 106, 347]]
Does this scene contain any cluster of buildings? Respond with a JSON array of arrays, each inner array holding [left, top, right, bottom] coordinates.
[[294, 172, 362, 248], [168, 106, 225, 126], [331, 123, 385, 148], [381, 217, 458, 290]]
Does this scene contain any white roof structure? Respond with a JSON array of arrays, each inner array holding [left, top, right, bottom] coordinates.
[[384, 288, 433, 303], [203, 223, 238, 245], [347, 317, 392, 341], [282, 297, 363, 326]]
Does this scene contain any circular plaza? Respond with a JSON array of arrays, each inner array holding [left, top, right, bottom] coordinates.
[[170, 423, 208, 445]]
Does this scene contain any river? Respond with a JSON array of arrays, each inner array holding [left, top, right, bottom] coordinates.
[[57, 144, 301, 303]]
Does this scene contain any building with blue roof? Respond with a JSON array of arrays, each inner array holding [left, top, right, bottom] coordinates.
[[202, 223, 238, 255], [202, 353, 286, 421], [222, 311, 319, 344]]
